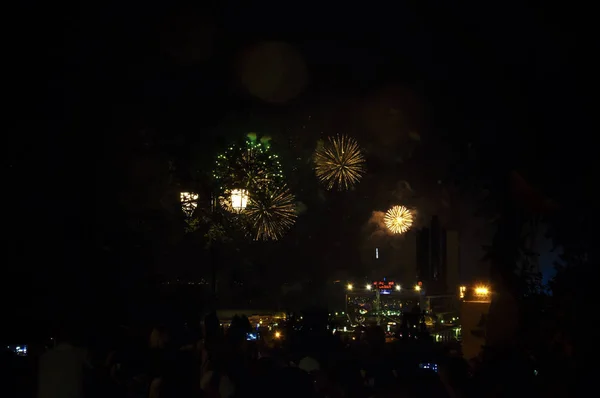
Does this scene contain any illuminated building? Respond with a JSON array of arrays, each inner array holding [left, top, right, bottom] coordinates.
[[215, 310, 286, 328], [345, 280, 423, 325]]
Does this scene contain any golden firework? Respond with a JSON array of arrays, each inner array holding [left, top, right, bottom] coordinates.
[[384, 205, 414, 234], [314, 135, 366, 190], [245, 185, 297, 241], [213, 140, 284, 199]]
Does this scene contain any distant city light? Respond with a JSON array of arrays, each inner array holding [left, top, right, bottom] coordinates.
[[414, 285, 421, 292], [375, 248, 379, 259], [395, 285, 401, 291], [366, 284, 372, 290], [347, 283, 353, 291]]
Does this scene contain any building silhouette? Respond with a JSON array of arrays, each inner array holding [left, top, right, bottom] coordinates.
[[416, 216, 459, 294]]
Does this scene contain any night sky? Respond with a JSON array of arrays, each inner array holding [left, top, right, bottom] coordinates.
[[5, 1, 593, 327]]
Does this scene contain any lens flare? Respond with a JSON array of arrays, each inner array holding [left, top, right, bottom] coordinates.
[[314, 135, 366, 190], [384, 205, 414, 234]]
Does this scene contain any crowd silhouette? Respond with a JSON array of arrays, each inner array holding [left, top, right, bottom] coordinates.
[[1, 308, 574, 398]]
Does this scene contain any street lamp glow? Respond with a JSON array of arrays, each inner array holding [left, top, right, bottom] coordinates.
[[366, 284, 372, 290], [395, 285, 401, 291], [414, 285, 421, 292], [347, 283, 353, 291], [231, 189, 249, 212], [475, 286, 489, 295], [274, 331, 281, 339], [180, 192, 199, 217]]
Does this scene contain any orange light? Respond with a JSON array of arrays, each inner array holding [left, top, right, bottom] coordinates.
[[474, 286, 489, 295]]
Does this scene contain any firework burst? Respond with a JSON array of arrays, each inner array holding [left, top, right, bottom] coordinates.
[[245, 185, 297, 241], [314, 135, 366, 190], [384, 205, 414, 234], [213, 139, 284, 211]]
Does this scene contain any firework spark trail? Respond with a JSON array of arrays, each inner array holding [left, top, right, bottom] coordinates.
[[214, 140, 284, 206], [314, 135, 366, 191], [212, 138, 298, 240], [384, 205, 414, 234], [245, 185, 297, 241]]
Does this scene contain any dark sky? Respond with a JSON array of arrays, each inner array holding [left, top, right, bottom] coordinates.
[[5, 1, 593, 325]]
